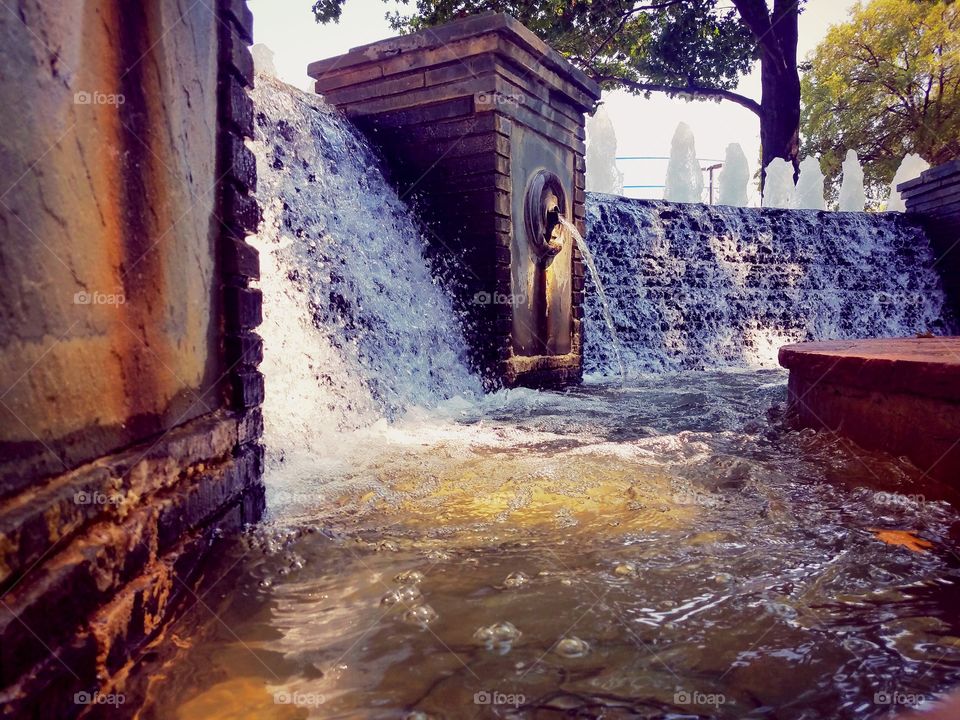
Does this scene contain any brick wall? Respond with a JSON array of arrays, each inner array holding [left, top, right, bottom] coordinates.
[[0, 1, 263, 716]]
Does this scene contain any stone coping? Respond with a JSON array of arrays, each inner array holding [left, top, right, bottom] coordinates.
[[307, 12, 601, 107], [897, 158, 960, 194], [778, 338, 960, 402]]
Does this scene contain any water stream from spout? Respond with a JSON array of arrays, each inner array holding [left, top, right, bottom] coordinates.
[[557, 215, 625, 379]]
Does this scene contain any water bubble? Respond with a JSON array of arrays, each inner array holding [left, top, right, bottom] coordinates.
[[377, 540, 399, 552], [614, 562, 637, 577], [259, 578, 273, 589], [381, 585, 422, 606], [474, 622, 522, 653], [395, 570, 425, 585], [403, 604, 438, 626], [425, 550, 451, 562], [502, 571, 530, 588], [554, 636, 590, 658]]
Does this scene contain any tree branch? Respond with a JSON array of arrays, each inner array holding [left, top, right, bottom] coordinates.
[[609, 77, 763, 116]]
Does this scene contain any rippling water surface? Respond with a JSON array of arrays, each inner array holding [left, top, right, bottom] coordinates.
[[129, 371, 960, 719]]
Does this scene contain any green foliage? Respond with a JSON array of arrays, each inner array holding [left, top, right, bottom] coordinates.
[[801, 0, 960, 205], [313, 0, 762, 103]]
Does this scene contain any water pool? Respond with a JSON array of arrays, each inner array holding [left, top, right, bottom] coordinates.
[[128, 371, 960, 719]]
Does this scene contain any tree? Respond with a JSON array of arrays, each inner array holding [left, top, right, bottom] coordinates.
[[801, 0, 960, 205], [312, 0, 806, 179]]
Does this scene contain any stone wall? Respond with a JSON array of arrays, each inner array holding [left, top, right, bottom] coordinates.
[[0, 1, 263, 716], [900, 159, 960, 318]]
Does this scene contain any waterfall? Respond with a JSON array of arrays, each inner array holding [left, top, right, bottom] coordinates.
[[583, 194, 952, 375], [248, 75, 482, 466], [247, 75, 953, 413]]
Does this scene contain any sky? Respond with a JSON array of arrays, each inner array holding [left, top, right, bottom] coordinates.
[[248, 0, 860, 205]]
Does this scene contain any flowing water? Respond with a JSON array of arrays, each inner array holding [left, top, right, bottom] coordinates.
[[557, 215, 625, 380], [582, 196, 952, 376], [123, 78, 960, 719]]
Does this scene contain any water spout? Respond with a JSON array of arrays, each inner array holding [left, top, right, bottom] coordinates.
[[557, 215, 625, 380]]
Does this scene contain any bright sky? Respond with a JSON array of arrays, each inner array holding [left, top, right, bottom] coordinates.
[[248, 0, 859, 205]]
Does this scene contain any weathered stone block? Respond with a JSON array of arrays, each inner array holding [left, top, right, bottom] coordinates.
[[222, 183, 262, 236], [222, 0, 254, 43], [221, 73, 255, 138], [224, 287, 263, 330], [219, 18, 254, 88], [222, 236, 261, 280], [223, 133, 258, 193]]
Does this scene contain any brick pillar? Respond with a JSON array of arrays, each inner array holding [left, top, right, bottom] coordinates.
[[308, 13, 601, 388]]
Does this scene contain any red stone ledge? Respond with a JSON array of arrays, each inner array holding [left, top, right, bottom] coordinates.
[[778, 338, 960, 402], [779, 337, 960, 486]]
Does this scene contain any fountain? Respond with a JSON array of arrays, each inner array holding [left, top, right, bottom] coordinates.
[[716, 143, 750, 207], [663, 122, 704, 203], [839, 149, 867, 211], [7, 5, 960, 717], [887, 153, 930, 211], [306, 13, 601, 389], [248, 74, 482, 471], [556, 215, 625, 379], [109, 12, 960, 720], [793, 156, 826, 210], [585, 105, 624, 195], [761, 158, 795, 208]]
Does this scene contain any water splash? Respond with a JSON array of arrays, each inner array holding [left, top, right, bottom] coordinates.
[[557, 215, 625, 379], [839, 149, 866, 211], [887, 154, 930, 212], [717, 143, 750, 208], [793, 156, 826, 210], [585, 106, 624, 195], [664, 122, 704, 203], [248, 74, 482, 473], [762, 159, 795, 208]]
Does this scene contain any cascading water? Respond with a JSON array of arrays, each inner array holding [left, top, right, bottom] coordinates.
[[248, 75, 482, 477], [582, 194, 952, 376]]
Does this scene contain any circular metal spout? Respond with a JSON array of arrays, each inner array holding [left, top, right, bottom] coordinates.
[[524, 170, 567, 265]]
